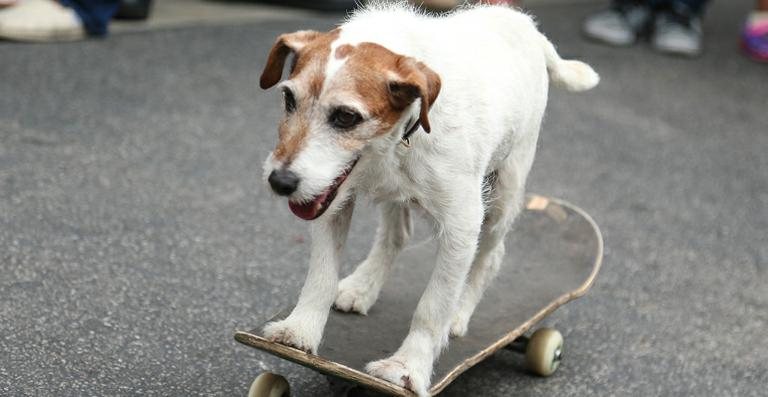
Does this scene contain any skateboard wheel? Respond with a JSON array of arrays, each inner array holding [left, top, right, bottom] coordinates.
[[248, 372, 290, 397], [525, 328, 564, 377]]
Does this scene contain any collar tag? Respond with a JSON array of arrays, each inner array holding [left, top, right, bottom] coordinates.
[[401, 118, 420, 147]]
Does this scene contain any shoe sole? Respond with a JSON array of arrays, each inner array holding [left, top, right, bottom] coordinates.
[[582, 30, 637, 47], [0, 26, 85, 42], [651, 41, 702, 58]]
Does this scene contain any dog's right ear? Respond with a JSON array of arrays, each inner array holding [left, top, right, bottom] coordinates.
[[260, 30, 320, 89], [387, 57, 441, 133]]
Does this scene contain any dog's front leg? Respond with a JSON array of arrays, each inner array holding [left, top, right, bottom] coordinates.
[[366, 193, 484, 396], [263, 198, 354, 354], [334, 202, 411, 315]]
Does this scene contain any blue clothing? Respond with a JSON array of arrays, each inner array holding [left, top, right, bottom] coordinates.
[[618, 0, 710, 15], [59, 0, 120, 37], [654, 0, 709, 14]]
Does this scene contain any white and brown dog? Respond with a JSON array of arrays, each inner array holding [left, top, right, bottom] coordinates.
[[259, 2, 598, 395]]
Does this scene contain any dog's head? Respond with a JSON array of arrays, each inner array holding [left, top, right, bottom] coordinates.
[[260, 29, 441, 220]]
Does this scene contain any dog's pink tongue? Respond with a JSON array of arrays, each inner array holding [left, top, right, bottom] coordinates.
[[289, 191, 329, 221]]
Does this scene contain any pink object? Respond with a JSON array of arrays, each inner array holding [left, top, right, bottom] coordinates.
[[742, 20, 768, 62]]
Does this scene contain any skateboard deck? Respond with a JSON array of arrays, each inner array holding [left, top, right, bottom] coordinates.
[[235, 195, 603, 396]]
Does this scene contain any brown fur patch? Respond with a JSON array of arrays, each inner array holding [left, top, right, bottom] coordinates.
[[289, 28, 340, 97], [260, 30, 321, 89], [260, 28, 341, 95], [263, 28, 342, 163], [334, 44, 354, 59], [337, 42, 441, 136], [263, 29, 441, 163], [273, 119, 309, 163]]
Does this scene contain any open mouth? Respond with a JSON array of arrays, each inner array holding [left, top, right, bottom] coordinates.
[[288, 158, 359, 221]]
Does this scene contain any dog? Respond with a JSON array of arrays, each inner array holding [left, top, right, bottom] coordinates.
[[258, 2, 598, 395]]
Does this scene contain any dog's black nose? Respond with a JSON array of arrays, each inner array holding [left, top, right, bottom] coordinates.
[[268, 169, 299, 196]]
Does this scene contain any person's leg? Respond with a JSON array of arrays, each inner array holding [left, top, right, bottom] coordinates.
[[742, 0, 768, 61], [671, 0, 709, 14], [582, 0, 653, 46], [59, 0, 120, 37]]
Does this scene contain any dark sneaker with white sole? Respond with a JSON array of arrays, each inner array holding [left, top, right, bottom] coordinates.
[[652, 9, 703, 57], [582, 1, 652, 46]]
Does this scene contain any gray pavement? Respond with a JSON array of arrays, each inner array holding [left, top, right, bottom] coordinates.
[[1, 0, 766, 396]]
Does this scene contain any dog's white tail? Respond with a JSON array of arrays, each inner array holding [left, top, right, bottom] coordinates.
[[541, 34, 600, 92]]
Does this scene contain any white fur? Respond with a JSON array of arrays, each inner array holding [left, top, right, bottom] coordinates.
[[262, 3, 598, 395]]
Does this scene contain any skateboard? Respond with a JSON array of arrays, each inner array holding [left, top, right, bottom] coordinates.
[[235, 195, 603, 397]]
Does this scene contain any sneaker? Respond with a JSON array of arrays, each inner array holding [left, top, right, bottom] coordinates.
[[0, 0, 85, 42], [652, 10, 703, 57], [583, 2, 651, 46]]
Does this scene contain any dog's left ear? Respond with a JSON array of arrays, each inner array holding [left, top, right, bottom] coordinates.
[[260, 30, 321, 89], [388, 57, 441, 133]]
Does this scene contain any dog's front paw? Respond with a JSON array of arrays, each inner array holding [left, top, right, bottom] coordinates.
[[365, 357, 430, 397], [262, 319, 320, 354], [333, 275, 379, 315]]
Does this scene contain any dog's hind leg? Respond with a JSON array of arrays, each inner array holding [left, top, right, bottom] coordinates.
[[449, 152, 532, 337], [366, 183, 485, 396], [333, 202, 411, 315]]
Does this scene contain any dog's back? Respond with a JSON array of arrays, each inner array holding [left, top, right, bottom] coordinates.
[[340, 2, 598, 176]]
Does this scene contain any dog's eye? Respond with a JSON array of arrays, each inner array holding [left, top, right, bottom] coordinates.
[[329, 107, 362, 130], [282, 88, 296, 113]]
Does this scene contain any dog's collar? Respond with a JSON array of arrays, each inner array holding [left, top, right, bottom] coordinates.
[[400, 118, 421, 147]]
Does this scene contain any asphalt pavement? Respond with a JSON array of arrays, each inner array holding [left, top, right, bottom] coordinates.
[[1, 0, 766, 395]]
